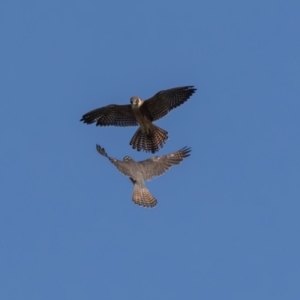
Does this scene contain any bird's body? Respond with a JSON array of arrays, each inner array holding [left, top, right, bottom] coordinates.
[[130, 97, 152, 134], [81, 86, 196, 153], [96, 144, 191, 208]]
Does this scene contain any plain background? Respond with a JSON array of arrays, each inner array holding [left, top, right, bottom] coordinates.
[[1, 1, 299, 299]]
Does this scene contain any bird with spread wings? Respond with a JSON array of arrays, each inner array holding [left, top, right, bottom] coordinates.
[[96, 144, 191, 208], [81, 86, 196, 153]]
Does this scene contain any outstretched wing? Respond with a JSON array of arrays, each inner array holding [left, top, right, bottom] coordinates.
[[139, 147, 191, 181], [81, 104, 137, 127], [96, 145, 134, 177], [143, 86, 196, 121]]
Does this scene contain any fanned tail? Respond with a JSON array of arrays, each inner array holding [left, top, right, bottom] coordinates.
[[129, 124, 168, 153], [132, 184, 157, 208]]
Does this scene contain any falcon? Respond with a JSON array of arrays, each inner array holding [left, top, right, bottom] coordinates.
[[81, 86, 196, 153], [96, 144, 191, 208]]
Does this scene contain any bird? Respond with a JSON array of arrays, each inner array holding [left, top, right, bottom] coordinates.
[[81, 86, 196, 153], [96, 144, 191, 208]]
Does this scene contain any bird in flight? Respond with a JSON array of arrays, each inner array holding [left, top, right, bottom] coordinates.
[[81, 86, 196, 153], [96, 144, 191, 208]]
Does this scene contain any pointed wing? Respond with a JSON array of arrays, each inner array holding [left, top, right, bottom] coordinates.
[[96, 145, 134, 177], [81, 104, 137, 127], [143, 86, 196, 121], [138, 147, 191, 181]]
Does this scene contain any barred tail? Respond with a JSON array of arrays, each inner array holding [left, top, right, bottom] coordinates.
[[129, 124, 168, 153], [132, 184, 157, 208]]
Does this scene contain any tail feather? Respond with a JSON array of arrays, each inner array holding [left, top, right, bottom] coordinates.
[[130, 124, 168, 153], [132, 184, 157, 208]]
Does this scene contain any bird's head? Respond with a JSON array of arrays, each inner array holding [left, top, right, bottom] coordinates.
[[123, 156, 133, 162], [130, 96, 141, 107]]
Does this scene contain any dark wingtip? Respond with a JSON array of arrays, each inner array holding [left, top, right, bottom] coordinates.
[[180, 146, 192, 157], [80, 115, 94, 124], [96, 144, 107, 157], [186, 86, 197, 94]]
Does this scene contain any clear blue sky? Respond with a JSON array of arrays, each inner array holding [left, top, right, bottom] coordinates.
[[1, 1, 299, 299]]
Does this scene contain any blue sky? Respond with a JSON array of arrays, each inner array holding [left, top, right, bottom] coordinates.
[[1, 1, 300, 299]]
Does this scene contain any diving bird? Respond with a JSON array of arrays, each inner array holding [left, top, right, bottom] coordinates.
[[81, 86, 196, 153], [96, 144, 191, 208]]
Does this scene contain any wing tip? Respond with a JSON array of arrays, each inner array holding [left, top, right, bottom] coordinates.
[[180, 146, 192, 157], [80, 115, 96, 124], [96, 144, 107, 157], [186, 86, 197, 94]]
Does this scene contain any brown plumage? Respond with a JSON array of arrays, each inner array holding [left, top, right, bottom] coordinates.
[[129, 125, 168, 153], [81, 86, 196, 153], [132, 184, 157, 208], [96, 144, 191, 208]]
